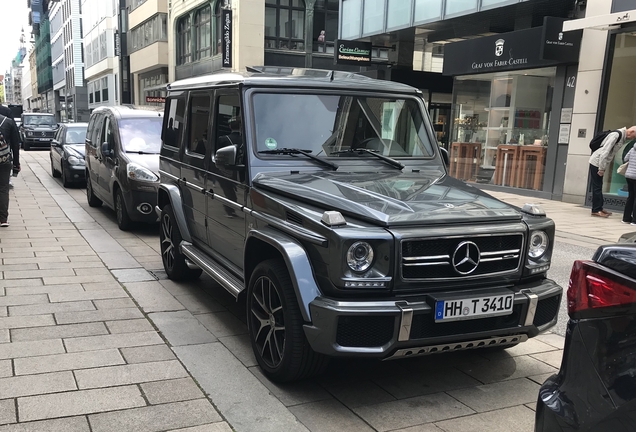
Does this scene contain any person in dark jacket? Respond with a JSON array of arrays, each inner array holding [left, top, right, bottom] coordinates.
[[0, 113, 21, 227]]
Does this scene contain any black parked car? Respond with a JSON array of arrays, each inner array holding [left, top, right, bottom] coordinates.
[[158, 68, 562, 383], [85, 106, 163, 230], [535, 243, 636, 431], [20, 113, 58, 150], [50, 122, 88, 187]]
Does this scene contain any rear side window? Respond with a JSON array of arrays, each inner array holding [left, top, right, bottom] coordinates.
[[162, 97, 186, 149], [187, 93, 212, 156], [86, 116, 96, 147]]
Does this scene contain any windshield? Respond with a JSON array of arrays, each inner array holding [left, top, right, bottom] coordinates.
[[24, 115, 57, 127], [65, 128, 86, 144], [119, 117, 163, 153], [252, 93, 434, 158]]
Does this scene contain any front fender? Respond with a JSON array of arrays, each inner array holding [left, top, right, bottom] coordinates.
[[247, 227, 322, 322], [158, 184, 192, 243]]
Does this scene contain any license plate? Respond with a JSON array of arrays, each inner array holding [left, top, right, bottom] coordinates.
[[39, 138, 50, 141], [435, 294, 514, 322]]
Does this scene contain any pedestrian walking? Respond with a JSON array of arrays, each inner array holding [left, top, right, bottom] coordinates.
[[0, 105, 19, 189], [622, 144, 636, 224], [589, 126, 636, 218], [0, 113, 21, 227]]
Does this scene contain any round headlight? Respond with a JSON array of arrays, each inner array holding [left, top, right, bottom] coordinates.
[[346, 241, 374, 272], [67, 156, 84, 166], [529, 231, 549, 259], [27, 131, 33, 136]]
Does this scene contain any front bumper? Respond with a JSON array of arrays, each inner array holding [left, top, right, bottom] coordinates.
[[63, 161, 86, 182], [24, 137, 53, 147], [303, 278, 562, 358], [123, 187, 159, 223]]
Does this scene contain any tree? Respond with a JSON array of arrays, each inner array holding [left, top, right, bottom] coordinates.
[[0, 85, 4, 104]]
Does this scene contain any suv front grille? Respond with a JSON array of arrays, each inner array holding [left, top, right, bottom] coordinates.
[[401, 234, 523, 280]]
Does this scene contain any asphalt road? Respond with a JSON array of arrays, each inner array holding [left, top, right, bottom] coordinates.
[[546, 239, 598, 336]]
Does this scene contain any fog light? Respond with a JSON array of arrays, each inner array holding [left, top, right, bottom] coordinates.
[[137, 203, 153, 214]]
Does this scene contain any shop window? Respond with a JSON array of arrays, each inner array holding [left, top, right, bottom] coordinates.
[[194, 6, 212, 60], [341, 0, 361, 40], [362, 0, 384, 34], [313, 0, 338, 53], [188, 93, 212, 155], [177, 15, 192, 65], [387, 0, 410, 29], [265, 0, 306, 51]]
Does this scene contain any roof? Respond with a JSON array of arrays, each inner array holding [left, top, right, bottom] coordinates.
[[168, 67, 421, 94], [23, 112, 54, 116], [92, 105, 164, 118]]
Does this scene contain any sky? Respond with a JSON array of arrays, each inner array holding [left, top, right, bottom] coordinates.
[[0, 1, 31, 74]]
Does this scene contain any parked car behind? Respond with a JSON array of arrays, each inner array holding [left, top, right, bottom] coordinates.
[[535, 243, 636, 432], [85, 106, 163, 230], [50, 122, 88, 187], [20, 113, 58, 150]]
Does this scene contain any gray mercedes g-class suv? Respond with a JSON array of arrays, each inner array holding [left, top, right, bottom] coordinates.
[[157, 68, 562, 383]]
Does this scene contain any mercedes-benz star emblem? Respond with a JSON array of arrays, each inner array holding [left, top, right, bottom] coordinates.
[[452, 241, 480, 275], [41, 132, 46, 136]]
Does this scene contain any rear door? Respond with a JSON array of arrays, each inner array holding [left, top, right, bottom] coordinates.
[[51, 125, 65, 172], [85, 114, 104, 199], [97, 115, 117, 204]]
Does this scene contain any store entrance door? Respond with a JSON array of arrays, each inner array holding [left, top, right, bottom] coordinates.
[[429, 103, 451, 150]]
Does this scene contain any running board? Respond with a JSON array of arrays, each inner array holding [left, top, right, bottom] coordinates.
[[180, 243, 244, 298], [385, 334, 528, 360]]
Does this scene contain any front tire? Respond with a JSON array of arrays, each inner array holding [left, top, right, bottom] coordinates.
[[115, 188, 133, 231], [247, 259, 328, 383], [86, 174, 102, 207], [61, 165, 72, 188], [160, 204, 201, 281]]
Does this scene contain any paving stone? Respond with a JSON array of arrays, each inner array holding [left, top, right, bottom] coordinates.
[[530, 350, 564, 369], [89, 399, 222, 432], [38, 261, 104, 270], [353, 393, 474, 431], [9, 301, 95, 317], [125, 245, 159, 257], [535, 333, 566, 350], [55, 307, 143, 324], [92, 298, 136, 309], [18, 385, 146, 421], [0, 279, 43, 289], [174, 294, 226, 314], [120, 344, 176, 364], [0, 400, 15, 425], [0, 264, 39, 272], [0, 361, 11, 378], [49, 289, 127, 303], [158, 280, 197, 297], [105, 318, 155, 334], [43, 274, 116, 286], [69, 255, 102, 262], [447, 378, 541, 412], [457, 355, 557, 384], [0, 371, 77, 399], [141, 377, 203, 405], [373, 367, 481, 399], [528, 373, 555, 386], [123, 281, 185, 313], [0, 308, 5, 318], [148, 311, 216, 346], [112, 269, 156, 283], [14, 349, 125, 375], [481, 339, 558, 359], [75, 360, 188, 389], [74, 268, 112, 276], [98, 252, 142, 270], [391, 425, 445, 432], [0, 417, 91, 432], [0, 330, 7, 343], [11, 322, 108, 342], [0, 251, 35, 260], [167, 424, 233, 432], [1, 247, 63, 254], [5, 284, 84, 296], [3, 269, 75, 280], [174, 343, 309, 432], [196, 312, 247, 338], [65, 331, 163, 352], [290, 399, 374, 431], [81, 281, 123, 291], [434, 405, 535, 432], [0, 295, 49, 307], [326, 380, 397, 408], [250, 367, 331, 407], [0, 339, 64, 360], [79, 230, 126, 253]]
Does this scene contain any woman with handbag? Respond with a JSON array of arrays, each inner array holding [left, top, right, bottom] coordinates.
[[621, 145, 636, 224]]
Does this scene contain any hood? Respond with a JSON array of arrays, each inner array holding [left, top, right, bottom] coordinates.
[[65, 144, 85, 158], [126, 153, 160, 176], [253, 170, 522, 226]]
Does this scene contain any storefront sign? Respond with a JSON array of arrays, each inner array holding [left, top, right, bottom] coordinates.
[[222, 9, 232, 68], [560, 108, 573, 123], [146, 96, 165, 104], [335, 40, 372, 66], [541, 17, 582, 63], [558, 124, 571, 144]]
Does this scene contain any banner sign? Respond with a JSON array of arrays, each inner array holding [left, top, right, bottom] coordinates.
[[335, 39, 372, 66], [222, 9, 232, 68]]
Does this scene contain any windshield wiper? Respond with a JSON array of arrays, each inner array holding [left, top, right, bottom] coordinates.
[[258, 148, 339, 171], [331, 148, 404, 170]]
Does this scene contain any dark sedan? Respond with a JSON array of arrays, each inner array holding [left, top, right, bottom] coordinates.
[[50, 123, 88, 187], [535, 243, 636, 431]]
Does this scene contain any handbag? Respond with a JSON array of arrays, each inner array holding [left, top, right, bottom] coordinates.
[[618, 162, 629, 176]]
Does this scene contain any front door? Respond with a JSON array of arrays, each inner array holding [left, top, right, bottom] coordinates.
[[181, 92, 212, 244], [206, 90, 247, 268]]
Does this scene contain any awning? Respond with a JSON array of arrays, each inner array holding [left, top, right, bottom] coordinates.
[[563, 10, 636, 32]]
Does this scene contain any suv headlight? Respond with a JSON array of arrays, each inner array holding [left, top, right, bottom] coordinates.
[[67, 155, 85, 166], [127, 163, 158, 182], [346, 241, 374, 272], [528, 231, 549, 259], [27, 131, 33, 136]]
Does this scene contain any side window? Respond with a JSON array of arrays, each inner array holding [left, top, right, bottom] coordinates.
[[86, 116, 96, 146], [91, 115, 104, 147], [54, 127, 64, 142], [162, 97, 186, 149], [187, 93, 212, 156], [214, 93, 242, 155]]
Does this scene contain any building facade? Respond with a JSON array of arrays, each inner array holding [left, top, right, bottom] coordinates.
[[22, 49, 33, 110]]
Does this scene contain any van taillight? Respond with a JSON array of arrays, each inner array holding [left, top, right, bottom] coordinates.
[[568, 260, 636, 315]]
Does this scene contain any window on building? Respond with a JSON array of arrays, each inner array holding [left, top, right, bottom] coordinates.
[[265, 0, 305, 51], [195, 6, 212, 60], [101, 77, 108, 102], [129, 14, 168, 54], [89, 82, 94, 103], [177, 15, 192, 65], [340, 0, 361, 39], [215, 2, 222, 55], [313, 0, 337, 53]]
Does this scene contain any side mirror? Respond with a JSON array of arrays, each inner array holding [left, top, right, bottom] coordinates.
[[51, 140, 60, 147], [215, 145, 237, 168], [101, 142, 112, 157], [439, 147, 450, 167]]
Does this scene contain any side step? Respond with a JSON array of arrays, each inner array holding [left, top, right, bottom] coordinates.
[[180, 243, 244, 298]]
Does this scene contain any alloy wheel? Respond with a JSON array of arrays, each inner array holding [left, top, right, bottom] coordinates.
[[250, 276, 286, 368], [161, 213, 175, 271]]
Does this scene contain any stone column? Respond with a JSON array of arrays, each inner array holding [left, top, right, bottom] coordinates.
[[304, 0, 316, 68]]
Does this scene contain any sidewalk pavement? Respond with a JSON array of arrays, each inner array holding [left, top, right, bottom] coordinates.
[[0, 153, 573, 432]]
